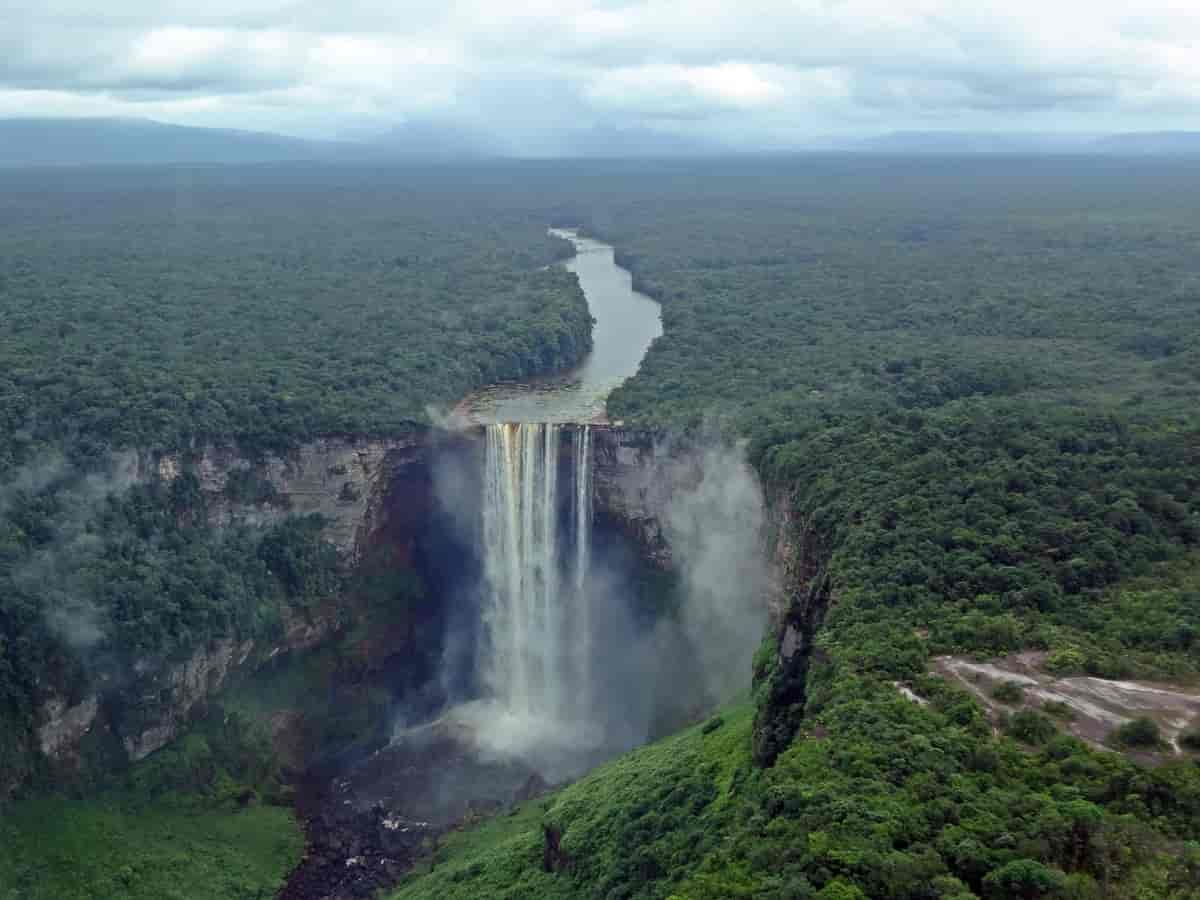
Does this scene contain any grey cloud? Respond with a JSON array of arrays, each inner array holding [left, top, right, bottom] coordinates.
[[2, 0, 1200, 144]]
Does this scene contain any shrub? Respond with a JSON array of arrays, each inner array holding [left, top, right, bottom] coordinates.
[[991, 681, 1025, 704], [816, 879, 869, 900], [983, 859, 1065, 898], [1045, 648, 1086, 674], [1112, 717, 1162, 748], [1008, 710, 1057, 746], [1041, 700, 1076, 721]]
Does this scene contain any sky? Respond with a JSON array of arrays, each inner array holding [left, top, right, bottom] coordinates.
[[3, 0, 1200, 152]]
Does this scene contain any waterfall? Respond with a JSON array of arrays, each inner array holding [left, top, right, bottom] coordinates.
[[480, 423, 593, 722], [572, 425, 592, 710]]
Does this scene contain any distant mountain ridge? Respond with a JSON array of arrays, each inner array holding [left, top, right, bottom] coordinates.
[[3, 117, 1200, 166], [797, 130, 1200, 154], [0, 117, 338, 166], [0, 116, 526, 166], [814, 131, 1101, 154], [1092, 132, 1200, 154]]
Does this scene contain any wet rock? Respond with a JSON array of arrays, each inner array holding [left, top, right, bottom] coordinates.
[[279, 783, 438, 900], [542, 823, 571, 873], [37, 695, 100, 761]]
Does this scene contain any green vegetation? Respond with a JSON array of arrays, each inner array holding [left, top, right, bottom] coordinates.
[[396, 158, 1200, 898], [391, 684, 1200, 899], [0, 798, 300, 900], [0, 464, 344, 791], [991, 681, 1025, 704], [599, 158, 1200, 432], [1111, 717, 1163, 750], [0, 709, 302, 899], [0, 165, 591, 795], [1006, 709, 1058, 746], [392, 703, 756, 900], [0, 166, 590, 466], [1040, 701, 1076, 722], [1039, 554, 1200, 682]]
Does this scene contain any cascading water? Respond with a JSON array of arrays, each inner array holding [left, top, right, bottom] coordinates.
[[480, 422, 593, 724]]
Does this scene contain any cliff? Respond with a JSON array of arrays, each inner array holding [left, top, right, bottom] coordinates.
[[150, 436, 427, 561], [750, 486, 834, 766], [590, 426, 706, 568], [32, 424, 754, 784], [35, 433, 443, 779]]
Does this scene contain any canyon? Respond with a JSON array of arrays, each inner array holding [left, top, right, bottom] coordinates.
[[33, 422, 690, 775], [18, 230, 804, 900]]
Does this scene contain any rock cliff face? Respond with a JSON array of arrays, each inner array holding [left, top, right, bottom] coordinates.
[[37, 695, 100, 762], [120, 637, 257, 760], [589, 426, 685, 568], [751, 487, 834, 766], [152, 435, 427, 561], [590, 434, 829, 769], [37, 432, 443, 776]]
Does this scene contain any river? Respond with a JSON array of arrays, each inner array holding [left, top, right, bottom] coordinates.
[[458, 229, 662, 424]]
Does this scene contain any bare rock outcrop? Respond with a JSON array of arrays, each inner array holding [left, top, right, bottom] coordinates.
[[152, 436, 425, 562]]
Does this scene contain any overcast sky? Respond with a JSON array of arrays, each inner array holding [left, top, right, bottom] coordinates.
[[3, 0, 1199, 151]]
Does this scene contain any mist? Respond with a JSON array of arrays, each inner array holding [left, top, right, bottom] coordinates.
[[3, 451, 140, 651], [421, 426, 768, 786], [658, 442, 769, 706]]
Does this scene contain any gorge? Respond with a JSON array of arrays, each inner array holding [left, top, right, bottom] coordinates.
[[264, 232, 770, 896]]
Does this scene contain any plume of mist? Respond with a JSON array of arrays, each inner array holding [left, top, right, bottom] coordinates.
[[658, 441, 768, 706], [0, 452, 70, 517], [3, 450, 141, 650], [425, 437, 488, 708], [424, 403, 474, 432]]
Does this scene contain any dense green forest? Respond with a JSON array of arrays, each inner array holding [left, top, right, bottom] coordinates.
[[3, 159, 1200, 899], [396, 158, 1200, 898], [0, 166, 591, 467]]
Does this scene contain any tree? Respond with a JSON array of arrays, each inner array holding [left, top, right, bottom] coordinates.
[[815, 879, 869, 900], [1112, 717, 1162, 748], [982, 859, 1066, 899]]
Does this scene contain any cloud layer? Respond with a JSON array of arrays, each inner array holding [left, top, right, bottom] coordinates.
[[3, 0, 1200, 148]]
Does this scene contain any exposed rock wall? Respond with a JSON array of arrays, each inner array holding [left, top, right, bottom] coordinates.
[[37, 695, 100, 761], [589, 426, 682, 568], [37, 432, 441, 777], [751, 486, 835, 766], [152, 435, 427, 561], [120, 637, 257, 760]]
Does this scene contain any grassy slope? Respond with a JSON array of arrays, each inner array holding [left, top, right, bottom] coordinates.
[[391, 703, 754, 900], [0, 796, 302, 899]]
